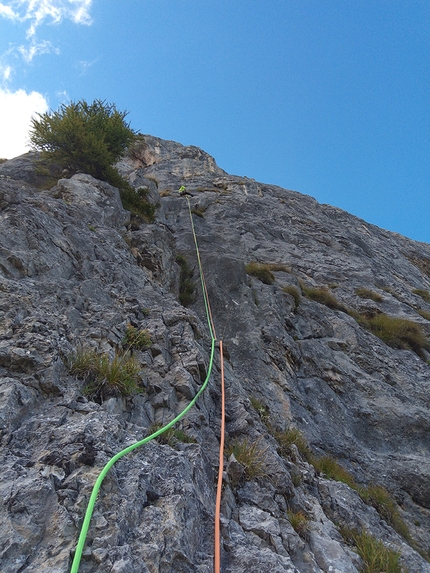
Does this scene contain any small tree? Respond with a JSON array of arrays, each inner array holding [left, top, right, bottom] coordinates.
[[29, 99, 136, 185]]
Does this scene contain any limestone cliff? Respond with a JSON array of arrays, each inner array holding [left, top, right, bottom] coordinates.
[[0, 136, 429, 572]]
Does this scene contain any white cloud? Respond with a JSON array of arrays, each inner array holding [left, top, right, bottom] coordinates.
[[18, 39, 59, 62], [0, 88, 48, 158], [69, 0, 92, 25], [0, 1, 93, 62], [0, 63, 12, 82], [19, 0, 94, 29], [0, 2, 18, 18], [77, 57, 97, 75], [0, 1, 93, 31]]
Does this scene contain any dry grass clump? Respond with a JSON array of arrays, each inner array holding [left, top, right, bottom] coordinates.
[[300, 283, 347, 312], [287, 509, 311, 539], [407, 254, 430, 278], [245, 262, 275, 285], [191, 206, 207, 218], [365, 314, 429, 359], [282, 285, 301, 309], [413, 288, 430, 303], [266, 263, 291, 272], [356, 287, 383, 302]]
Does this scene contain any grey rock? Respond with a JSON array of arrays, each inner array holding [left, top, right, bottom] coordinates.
[[1, 139, 430, 572]]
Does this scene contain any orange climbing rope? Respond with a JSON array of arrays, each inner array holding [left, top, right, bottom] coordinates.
[[214, 339, 225, 573], [185, 196, 225, 572]]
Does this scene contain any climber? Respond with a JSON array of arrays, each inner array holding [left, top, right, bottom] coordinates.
[[179, 185, 194, 197]]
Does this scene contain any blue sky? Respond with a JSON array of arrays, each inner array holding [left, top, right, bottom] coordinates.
[[1, 1, 429, 243]]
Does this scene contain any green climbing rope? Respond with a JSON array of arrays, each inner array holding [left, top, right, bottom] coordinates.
[[69, 192, 217, 573]]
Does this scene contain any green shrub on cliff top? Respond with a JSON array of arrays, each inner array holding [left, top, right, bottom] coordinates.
[[29, 99, 136, 187], [29, 100, 159, 221]]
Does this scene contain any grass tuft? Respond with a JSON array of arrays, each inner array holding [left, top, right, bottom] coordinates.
[[356, 287, 383, 302], [245, 262, 275, 285], [340, 527, 403, 573], [365, 314, 429, 358], [250, 396, 270, 425], [358, 485, 411, 541], [417, 309, 430, 321], [271, 426, 313, 462], [226, 437, 268, 482], [413, 288, 430, 303], [122, 324, 152, 351], [283, 285, 301, 309], [67, 347, 141, 402], [301, 283, 347, 311], [274, 428, 415, 547], [176, 254, 195, 307], [312, 455, 358, 489], [287, 509, 311, 539], [148, 423, 197, 447]]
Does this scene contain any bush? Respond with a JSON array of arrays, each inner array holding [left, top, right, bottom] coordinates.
[[245, 262, 275, 285], [29, 99, 135, 174], [29, 99, 135, 187], [120, 185, 157, 223], [67, 346, 141, 402]]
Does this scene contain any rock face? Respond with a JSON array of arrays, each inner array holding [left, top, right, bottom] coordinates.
[[1, 136, 430, 572]]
